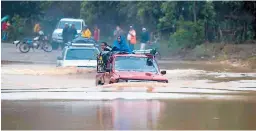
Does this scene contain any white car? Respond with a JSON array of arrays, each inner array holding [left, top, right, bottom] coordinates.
[[52, 18, 86, 44], [56, 44, 100, 68]]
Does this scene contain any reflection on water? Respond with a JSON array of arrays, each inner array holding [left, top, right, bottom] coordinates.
[[2, 99, 256, 130], [97, 100, 165, 130]]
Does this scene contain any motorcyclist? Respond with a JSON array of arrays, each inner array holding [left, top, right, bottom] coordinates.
[[33, 23, 44, 41], [33, 22, 41, 36]]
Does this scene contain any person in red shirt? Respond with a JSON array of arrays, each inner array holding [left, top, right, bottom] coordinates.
[[2, 21, 9, 41], [94, 25, 100, 42]]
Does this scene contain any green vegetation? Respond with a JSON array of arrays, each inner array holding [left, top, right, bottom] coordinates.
[[2, 1, 256, 47]]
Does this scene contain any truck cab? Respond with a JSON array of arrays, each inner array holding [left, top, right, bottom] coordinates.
[[52, 18, 86, 44], [56, 43, 99, 68], [96, 52, 168, 86]]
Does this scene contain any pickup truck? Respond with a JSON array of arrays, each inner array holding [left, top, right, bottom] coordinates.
[[52, 18, 86, 44], [95, 52, 168, 86]]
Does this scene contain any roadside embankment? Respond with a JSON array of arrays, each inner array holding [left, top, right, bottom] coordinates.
[[161, 43, 256, 70]]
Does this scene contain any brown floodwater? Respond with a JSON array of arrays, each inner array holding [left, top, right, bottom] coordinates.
[[2, 99, 256, 130]]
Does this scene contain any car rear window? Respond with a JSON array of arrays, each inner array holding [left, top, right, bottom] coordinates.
[[114, 56, 158, 73], [65, 48, 98, 60]]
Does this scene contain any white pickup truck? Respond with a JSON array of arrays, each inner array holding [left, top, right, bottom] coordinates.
[[56, 43, 100, 68], [52, 18, 86, 44]]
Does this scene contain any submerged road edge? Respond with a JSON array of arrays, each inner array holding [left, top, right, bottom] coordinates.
[[2, 92, 256, 101]]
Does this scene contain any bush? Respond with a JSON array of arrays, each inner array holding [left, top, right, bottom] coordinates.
[[169, 20, 204, 49], [8, 14, 26, 40]]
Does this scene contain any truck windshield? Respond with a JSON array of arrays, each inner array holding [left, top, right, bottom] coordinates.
[[58, 21, 82, 30], [114, 56, 158, 73], [65, 48, 98, 60]]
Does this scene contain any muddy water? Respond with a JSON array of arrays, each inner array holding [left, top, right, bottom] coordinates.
[[2, 63, 256, 90], [2, 61, 256, 130], [2, 99, 256, 130]]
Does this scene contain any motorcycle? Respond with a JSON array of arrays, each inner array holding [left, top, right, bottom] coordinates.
[[17, 31, 52, 53]]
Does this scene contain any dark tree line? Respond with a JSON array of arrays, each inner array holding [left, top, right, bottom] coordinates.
[[2, 1, 256, 47]]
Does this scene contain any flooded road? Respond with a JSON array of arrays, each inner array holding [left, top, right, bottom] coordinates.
[[2, 99, 256, 130], [2, 63, 256, 91], [1, 43, 256, 129]]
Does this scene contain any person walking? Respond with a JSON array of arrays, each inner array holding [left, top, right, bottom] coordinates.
[[127, 25, 136, 51], [94, 25, 100, 42], [140, 27, 150, 50]]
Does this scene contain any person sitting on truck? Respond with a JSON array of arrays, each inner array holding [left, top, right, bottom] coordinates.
[[98, 42, 112, 70], [101, 42, 112, 52], [81, 26, 91, 38], [112, 35, 131, 53], [98, 36, 130, 70]]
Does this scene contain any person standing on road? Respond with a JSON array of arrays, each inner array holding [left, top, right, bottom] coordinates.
[[68, 24, 78, 41], [94, 25, 100, 42], [1, 20, 9, 41], [114, 25, 124, 39], [62, 23, 69, 49], [127, 25, 136, 51], [140, 27, 150, 50]]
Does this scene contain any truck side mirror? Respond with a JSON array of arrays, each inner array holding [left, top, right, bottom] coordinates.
[[160, 70, 166, 75]]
